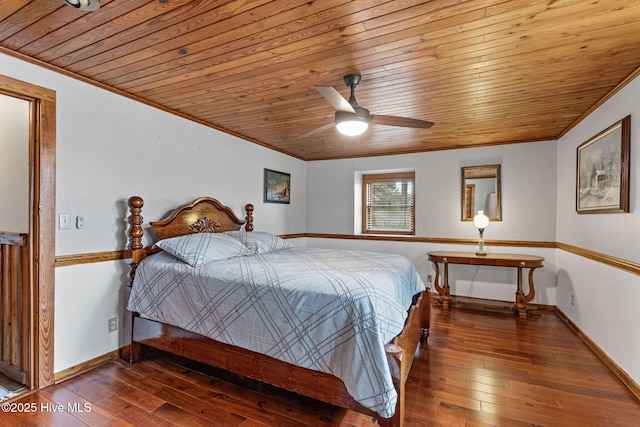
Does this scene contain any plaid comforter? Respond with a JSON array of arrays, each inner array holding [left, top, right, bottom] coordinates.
[[128, 247, 425, 417]]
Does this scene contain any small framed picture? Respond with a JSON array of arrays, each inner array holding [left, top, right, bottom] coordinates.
[[264, 169, 290, 204], [576, 115, 630, 214]]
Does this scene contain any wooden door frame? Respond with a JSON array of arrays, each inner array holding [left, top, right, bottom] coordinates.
[[0, 74, 55, 389]]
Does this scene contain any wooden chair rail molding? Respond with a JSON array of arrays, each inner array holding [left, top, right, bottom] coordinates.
[[52, 235, 640, 277], [302, 233, 557, 247], [54, 251, 126, 267], [556, 242, 640, 276]]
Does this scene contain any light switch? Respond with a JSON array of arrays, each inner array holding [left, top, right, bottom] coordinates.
[[59, 214, 70, 229]]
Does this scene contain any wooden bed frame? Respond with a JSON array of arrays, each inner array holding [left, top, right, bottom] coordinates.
[[121, 196, 430, 427]]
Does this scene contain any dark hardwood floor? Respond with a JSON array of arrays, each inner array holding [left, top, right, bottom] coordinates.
[[1, 303, 639, 426]]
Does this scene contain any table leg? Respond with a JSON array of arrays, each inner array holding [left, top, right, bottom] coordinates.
[[514, 265, 539, 318], [430, 261, 451, 308], [524, 268, 537, 304], [514, 265, 527, 318], [443, 262, 451, 308]]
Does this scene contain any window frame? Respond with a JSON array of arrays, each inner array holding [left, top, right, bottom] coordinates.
[[361, 172, 415, 235]]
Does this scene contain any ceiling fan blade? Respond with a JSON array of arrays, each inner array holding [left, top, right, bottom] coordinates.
[[300, 122, 335, 138], [315, 86, 356, 113], [370, 115, 434, 129]]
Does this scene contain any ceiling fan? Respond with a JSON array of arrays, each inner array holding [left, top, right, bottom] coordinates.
[[300, 74, 434, 138], [62, 0, 101, 11]]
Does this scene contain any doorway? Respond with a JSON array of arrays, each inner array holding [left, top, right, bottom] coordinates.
[[0, 93, 30, 398], [0, 74, 56, 394]]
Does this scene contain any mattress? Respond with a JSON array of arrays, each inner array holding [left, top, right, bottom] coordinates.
[[127, 246, 425, 417]]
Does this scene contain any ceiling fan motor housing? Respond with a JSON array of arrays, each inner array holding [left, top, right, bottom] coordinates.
[[335, 105, 370, 122]]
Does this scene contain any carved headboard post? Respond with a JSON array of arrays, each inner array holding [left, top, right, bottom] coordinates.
[[127, 196, 144, 285], [245, 204, 254, 232]]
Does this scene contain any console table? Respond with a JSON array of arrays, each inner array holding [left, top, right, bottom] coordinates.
[[427, 251, 544, 318]]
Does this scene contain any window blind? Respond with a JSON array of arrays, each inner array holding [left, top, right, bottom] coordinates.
[[362, 172, 415, 234]]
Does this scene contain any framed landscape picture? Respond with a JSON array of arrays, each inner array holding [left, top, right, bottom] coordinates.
[[576, 115, 630, 214], [264, 169, 290, 204]]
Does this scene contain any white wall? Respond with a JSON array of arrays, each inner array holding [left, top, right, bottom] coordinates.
[[556, 74, 640, 385], [0, 53, 306, 372], [52, 77, 305, 255], [306, 142, 558, 241], [305, 141, 559, 304], [0, 94, 30, 233]]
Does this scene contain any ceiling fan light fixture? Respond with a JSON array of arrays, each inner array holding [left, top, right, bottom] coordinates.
[[335, 111, 369, 136], [301, 74, 434, 139], [64, 0, 101, 11]]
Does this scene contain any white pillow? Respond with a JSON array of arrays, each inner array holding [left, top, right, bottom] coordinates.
[[224, 230, 294, 254], [154, 232, 249, 267]]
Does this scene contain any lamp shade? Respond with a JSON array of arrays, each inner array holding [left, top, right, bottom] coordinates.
[[473, 210, 490, 229], [335, 111, 368, 136]]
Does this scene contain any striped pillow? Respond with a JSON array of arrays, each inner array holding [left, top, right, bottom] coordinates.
[[154, 232, 249, 266], [224, 230, 294, 254]]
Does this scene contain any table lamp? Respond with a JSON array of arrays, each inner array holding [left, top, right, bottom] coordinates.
[[473, 210, 489, 256]]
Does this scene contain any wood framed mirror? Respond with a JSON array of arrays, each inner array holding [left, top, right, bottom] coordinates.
[[461, 164, 501, 221]]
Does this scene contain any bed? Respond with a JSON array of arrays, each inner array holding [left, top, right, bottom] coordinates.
[[122, 196, 430, 427]]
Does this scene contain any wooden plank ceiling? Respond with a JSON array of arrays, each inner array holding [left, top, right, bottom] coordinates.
[[2, 0, 640, 160]]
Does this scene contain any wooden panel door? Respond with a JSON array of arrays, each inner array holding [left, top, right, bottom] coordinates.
[[0, 232, 29, 384]]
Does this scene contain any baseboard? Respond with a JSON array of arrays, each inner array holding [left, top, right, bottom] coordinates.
[[53, 350, 119, 384], [554, 308, 640, 401]]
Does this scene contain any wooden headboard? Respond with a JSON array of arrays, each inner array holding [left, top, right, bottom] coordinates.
[[126, 196, 254, 283], [149, 197, 253, 240]]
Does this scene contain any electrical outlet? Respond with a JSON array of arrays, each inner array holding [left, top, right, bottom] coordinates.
[[427, 274, 433, 284], [570, 294, 575, 306], [108, 317, 117, 333]]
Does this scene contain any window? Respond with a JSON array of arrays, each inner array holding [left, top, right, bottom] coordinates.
[[362, 172, 415, 235]]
